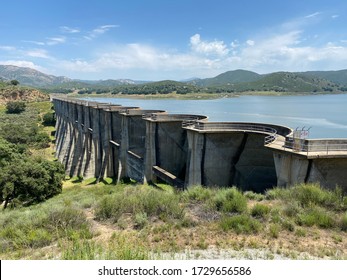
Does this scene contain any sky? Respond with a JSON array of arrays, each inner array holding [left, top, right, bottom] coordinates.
[[1, 0, 347, 81]]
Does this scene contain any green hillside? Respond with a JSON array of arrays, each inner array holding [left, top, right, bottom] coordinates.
[[193, 69, 262, 86], [209, 72, 342, 93], [300, 70, 347, 87], [111, 80, 200, 95]]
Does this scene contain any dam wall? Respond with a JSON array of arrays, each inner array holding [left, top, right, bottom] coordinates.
[[52, 96, 347, 191]]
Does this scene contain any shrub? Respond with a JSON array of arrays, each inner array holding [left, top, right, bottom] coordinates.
[[266, 184, 347, 211], [340, 212, 347, 231], [211, 187, 247, 213], [42, 112, 56, 126], [134, 212, 148, 229], [182, 185, 213, 202], [220, 214, 262, 234], [6, 101, 26, 114], [95, 186, 184, 223], [269, 223, 280, 238], [61, 233, 149, 260], [0, 155, 65, 209], [244, 191, 265, 201], [296, 207, 336, 229], [281, 219, 295, 232], [251, 203, 271, 218]]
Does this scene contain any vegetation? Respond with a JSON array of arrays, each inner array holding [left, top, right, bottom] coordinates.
[[42, 112, 56, 126], [6, 101, 26, 114], [2, 64, 347, 95], [0, 101, 64, 209], [1, 181, 346, 260]]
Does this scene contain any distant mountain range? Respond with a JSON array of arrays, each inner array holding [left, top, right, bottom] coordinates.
[[1, 64, 347, 93], [0, 65, 145, 88]]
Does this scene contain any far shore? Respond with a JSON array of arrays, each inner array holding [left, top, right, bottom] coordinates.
[[65, 91, 347, 100]]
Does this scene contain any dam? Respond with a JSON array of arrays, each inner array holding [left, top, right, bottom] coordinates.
[[52, 96, 347, 192]]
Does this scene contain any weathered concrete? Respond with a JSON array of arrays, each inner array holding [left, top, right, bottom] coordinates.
[[143, 114, 208, 187], [52, 96, 347, 192], [184, 122, 289, 191], [119, 109, 167, 182], [268, 136, 347, 191]]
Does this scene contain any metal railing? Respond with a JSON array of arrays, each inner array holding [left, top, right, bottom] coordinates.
[[185, 122, 278, 134], [283, 139, 347, 155]]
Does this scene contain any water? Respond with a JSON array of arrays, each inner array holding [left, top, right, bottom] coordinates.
[[82, 94, 347, 139]]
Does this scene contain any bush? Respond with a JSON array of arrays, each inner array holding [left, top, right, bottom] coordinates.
[[6, 101, 26, 114], [95, 186, 184, 224], [211, 187, 247, 213], [266, 184, 347, 211], [42, 112, 56, 126], [244, 191, 265, 201], [296, 207, 336, 229], [182, 185, 213, 202], [220, 214, 261, 234], [340, 212, 347, 231], [269, 223, 280, 238], [0, 154, 65, 209], [251, 203, 271, 218]]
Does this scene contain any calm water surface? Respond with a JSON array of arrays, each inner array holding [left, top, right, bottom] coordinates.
[[83, 94, 347, 139]]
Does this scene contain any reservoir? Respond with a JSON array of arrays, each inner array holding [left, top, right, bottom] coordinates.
[[82, 93, 347, 139]]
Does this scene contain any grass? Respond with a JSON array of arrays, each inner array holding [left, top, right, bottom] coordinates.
[[266, 183, 347, 211], [61, 232, 150, 260], [251, 204, 271, 218], [0, 179, 346, 260], [209, 187, 247, 213], [94, 184, 184, 223], [220, 214, 262, 234]]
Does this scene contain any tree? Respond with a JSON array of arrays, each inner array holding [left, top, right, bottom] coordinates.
[[10, 80, 20, 86], [0, 138, 65, 209], [42, 112, 56, 126], [6, 101, 26, 114]]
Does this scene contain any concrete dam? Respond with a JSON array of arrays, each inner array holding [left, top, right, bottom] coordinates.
[[52, 96, 347, 192]]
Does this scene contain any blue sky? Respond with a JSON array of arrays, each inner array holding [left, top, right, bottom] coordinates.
[[1, 0, 347, 80]]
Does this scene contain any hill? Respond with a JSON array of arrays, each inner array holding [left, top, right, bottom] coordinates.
[[0, 86, 49, 105], [0, 65, 71, 87], [0, 80, 49, 105], [228, 72, 341, 93], [191, 69, 262, 86], [299, 70, 347, 87], [0, 65, 145, 88], [1, 64, 347, 94]]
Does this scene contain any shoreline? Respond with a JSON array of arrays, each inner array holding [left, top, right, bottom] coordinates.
[[65, 91, 347, 101]]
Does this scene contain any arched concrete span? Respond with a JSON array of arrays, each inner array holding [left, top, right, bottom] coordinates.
[[184, 122, 293, 192], [143, 114, 208, 188], [52, 96, 347, 191]]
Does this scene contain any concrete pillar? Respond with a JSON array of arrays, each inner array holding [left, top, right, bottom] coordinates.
[[98, 107, 112, 181], [119, 113, 129, 180], [81, 104, 95, 178], [272, 152, 309, 186], [186, 130, 205, 186], [69, 102, 85, 177], [144, 121, 157, 183]]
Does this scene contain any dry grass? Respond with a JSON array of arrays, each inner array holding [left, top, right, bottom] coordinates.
[[1, 182, 346, 260]]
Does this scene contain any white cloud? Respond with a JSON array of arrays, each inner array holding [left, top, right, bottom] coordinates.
[[246, 40, 255, 46], [305, 12, 321, 18], [22, 40, 45, 46], [53, 28, 347, 79], [190, 34, 229, 56], [0, 45, 16, 51], [332, 15, 339, 19], [230, 40, 239, 49], [25, 49, 50, 59], [60, 26, 80, 33], [47, 36, 66, 45], [85, 25, 119, 40]]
